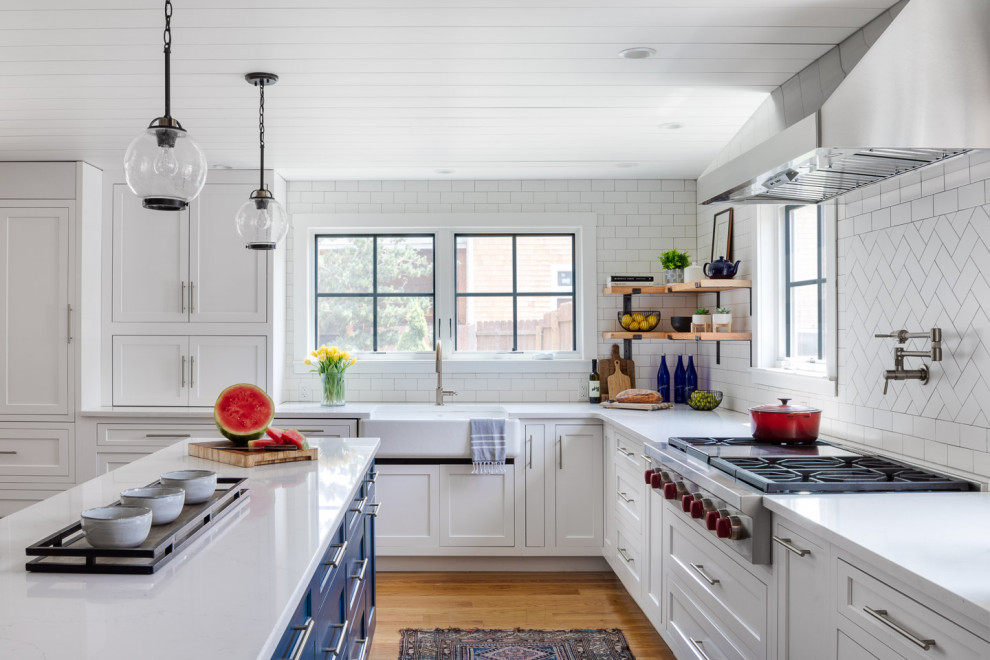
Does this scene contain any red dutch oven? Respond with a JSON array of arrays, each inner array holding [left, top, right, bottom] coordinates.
[[749, 398, 821, 443]]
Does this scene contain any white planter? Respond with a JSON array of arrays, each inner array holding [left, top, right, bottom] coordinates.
[[692, 314, 711, 325], [712, 313, 732, 331]]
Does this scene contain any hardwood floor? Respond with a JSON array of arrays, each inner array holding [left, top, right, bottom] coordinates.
[[369, 572, 676, 659]]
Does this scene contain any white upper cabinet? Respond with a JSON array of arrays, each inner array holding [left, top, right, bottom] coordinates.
[[112, 184, 266, 324], [0, 207, 71, 415], [187, 335, 267, 406], [189, 185, 267, 323]]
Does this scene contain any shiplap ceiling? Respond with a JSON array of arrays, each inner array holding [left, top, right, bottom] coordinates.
[[0, 0, 899, 180]]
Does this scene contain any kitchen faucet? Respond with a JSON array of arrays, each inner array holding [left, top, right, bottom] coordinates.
[[435, 339, 458, 405], [875, 328, 942, 394]]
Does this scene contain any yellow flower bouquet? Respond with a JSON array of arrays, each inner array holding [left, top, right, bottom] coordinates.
[[305, 345, 356, 406]]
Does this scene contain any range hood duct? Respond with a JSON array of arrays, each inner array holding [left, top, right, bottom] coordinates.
[[699, 0, 990, 205]]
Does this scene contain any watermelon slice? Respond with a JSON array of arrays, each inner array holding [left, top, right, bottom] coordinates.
[[214, 383, 275, 445], [266, 426, 286, 443], [282, 428, 309, 450], [247, 438, 276, 449]]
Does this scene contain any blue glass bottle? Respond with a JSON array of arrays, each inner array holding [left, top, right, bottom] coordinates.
[[657, 355, 671, 403], [685, 355, 698, 400], [674, 355, 686, 404]]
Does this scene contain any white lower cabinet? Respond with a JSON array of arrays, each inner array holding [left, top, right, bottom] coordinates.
[[112, 335, 266, 406], [271, 419, 358, 438], [439, 464, 514, 547], [667, 575, 750, 660], [524, 423, 546, 547], [645, 486, 665, 628], [773, 520, 832, 660], [374, 464, 440, 548], [0, 425, 72, 484], [553, 423, 604, 548]]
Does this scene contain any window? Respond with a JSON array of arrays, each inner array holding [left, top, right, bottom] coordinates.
[[454, 234, 576, 352], [314, 234, 435, 353], [783, 205, 825, 364]]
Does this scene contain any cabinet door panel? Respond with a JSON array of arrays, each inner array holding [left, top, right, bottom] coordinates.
[[440, 464, 514, 547], [112, 186, 188, 323], [775, 521, 830, 660], [374, 464, 439, 548], [0, 427, 70, 478], [112, 336, 187, 406], [188, 336, 267, 406], [524, 424, 545, 547], [0, 207, 69, 414], [553, 423, 604, 548], [189, 184, 267, 323]]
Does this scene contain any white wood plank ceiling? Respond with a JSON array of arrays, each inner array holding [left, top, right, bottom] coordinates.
[[0, 0, 899, 180]]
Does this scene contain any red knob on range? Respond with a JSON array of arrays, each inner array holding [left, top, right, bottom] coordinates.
[[690, 500, 705, 518], [663, 483, 678, 499], [705, 510, 721, 530], [716, 517, 732, 538], [644, 469, 655, 485], [650, 472, 665, 489], [681, 494, 695, 512]]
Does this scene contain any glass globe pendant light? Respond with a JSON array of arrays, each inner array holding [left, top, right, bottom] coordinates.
[[235, 73, 288, 250], [123, 0, 207, 211]]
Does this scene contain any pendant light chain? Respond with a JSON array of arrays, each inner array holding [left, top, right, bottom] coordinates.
[[163, 0, 173, 118], [258, 81, 266, 191]]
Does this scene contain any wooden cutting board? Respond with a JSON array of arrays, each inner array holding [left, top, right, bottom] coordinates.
[[600, 401, 673, 411], [606, 360, 632, 400], [599, 344, 635, 399], [189, 441, 319, 467]]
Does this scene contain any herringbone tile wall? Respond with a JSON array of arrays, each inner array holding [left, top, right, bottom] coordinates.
[[698, 150, 990, 480]]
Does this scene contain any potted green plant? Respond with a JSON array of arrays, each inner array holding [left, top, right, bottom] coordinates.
[[712, 306, 732, 331], [658, 249, 691, 284], [692, 307, 711, 332]]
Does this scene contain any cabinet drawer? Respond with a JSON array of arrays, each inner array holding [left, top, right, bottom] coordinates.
[[270, 588, 315, 660], [667, 576, 750, 660], [273, 418, 358, 438], [837, 559, 988, 660], [0, 428, 70, 479], [313, 525, 348, 609], [613, 430, 647, 477], [667, 514, 767, 659], [97, 423, 218, 447], [612, 467, 646, 536], [612, 524, 645, 596]]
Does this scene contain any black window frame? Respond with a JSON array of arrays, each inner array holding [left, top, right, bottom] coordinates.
[[783, 204, 825, 360], [313, 233, 436, 353], [454, 232, 577, 352]]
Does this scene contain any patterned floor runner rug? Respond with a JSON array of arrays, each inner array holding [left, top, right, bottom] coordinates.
[[398, 628, 636, 659]]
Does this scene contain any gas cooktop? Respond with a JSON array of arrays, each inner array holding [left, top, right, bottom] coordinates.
[[667, 436, 974, 494]]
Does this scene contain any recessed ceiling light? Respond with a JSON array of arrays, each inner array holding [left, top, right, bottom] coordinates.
[[658, 122, 684, 130], [616, 162, 639, 168], [619, 47, 656, 59], [435, 169, 454, 174]]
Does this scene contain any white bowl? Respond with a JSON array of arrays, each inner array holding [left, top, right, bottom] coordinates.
[[81, 506, 153, 549], [120, 487, 185, 525], [160, 470, 217, 504]]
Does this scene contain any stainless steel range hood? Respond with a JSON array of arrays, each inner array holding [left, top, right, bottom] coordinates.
[[698, 0, 990, 205]]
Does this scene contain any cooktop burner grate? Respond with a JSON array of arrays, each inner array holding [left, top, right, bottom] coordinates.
[[809, 468, 888, 483]]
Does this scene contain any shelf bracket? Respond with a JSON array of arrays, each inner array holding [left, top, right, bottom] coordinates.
[[621, 294, 634, 359], [716, 340, 720, 365]]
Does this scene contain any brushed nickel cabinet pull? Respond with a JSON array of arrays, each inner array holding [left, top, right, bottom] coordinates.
[[189, 280, 194, 314], [181, 355, 186, 388], [690, 639, 714, 660], [323, 541, 348, 569], [558, 435, 563, 470], [352, 638, 369, 660], [640, 454, 652, 463], [350, 496, 367, 515], [617, 547, 634, 563], [0, 450, 17, 455], [368, 502, 382, 517], [66, 304, 72, 343], [527, 434, 533, 468], [322, 620, 349, 657], [773, 535, 811, 557], [616, 446, 634, 457], [189, 355, 194, 389], [144, 434, 191, 439], [350, 558, 369, 582], [689, 563, 720, 585], [293, 429, 325, 434], [180, 282, 186, 313], [285, 617, 314, 660], [617, 491, 634, 504], [863, 606, 936, 650], [365, 471, 379, 484]]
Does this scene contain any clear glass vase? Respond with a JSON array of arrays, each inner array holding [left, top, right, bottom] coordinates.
[[321, 371, 346, 407]]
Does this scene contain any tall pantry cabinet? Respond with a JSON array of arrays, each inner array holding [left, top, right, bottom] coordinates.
[[0, 163, 100, 515]]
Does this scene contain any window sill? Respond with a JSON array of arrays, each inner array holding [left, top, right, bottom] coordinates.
[[750, 367, 837, 397], [292, 358, 590, 376]]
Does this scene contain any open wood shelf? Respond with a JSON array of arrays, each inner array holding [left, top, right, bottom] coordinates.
[[603, 331, 752, 341], [603, 279, 751, 295]]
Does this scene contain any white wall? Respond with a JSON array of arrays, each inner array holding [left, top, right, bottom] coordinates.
[[697, 150, 990, 480], [281, 178, 697, 402]]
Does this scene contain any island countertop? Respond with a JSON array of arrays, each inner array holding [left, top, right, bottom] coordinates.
[[0, 436, 379, 660]]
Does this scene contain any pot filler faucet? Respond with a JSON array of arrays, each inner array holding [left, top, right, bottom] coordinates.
[[435, 339, 458, 405], [875, 328, 942, 395]]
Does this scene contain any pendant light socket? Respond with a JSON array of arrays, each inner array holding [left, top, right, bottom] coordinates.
[[245, 72, 279, 87]]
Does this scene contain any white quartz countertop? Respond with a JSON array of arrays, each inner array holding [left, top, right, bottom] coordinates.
[[0, 437, 379, 660], [765, 492, 990, 628]]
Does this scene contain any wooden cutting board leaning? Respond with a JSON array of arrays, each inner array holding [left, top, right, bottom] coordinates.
[[606, 360, 632, 400], [598, 344, 635, 400]]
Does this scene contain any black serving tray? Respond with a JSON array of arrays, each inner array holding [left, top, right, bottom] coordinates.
[[25, 477, 249, 575]]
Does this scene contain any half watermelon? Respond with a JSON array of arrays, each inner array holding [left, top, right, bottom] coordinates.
[[214, 383, 275, 445]]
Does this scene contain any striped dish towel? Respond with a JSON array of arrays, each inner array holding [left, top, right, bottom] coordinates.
[[470, 418, 506, 474]]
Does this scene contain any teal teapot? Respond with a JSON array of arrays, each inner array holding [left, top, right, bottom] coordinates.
[[703, 256, 740, 279]]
